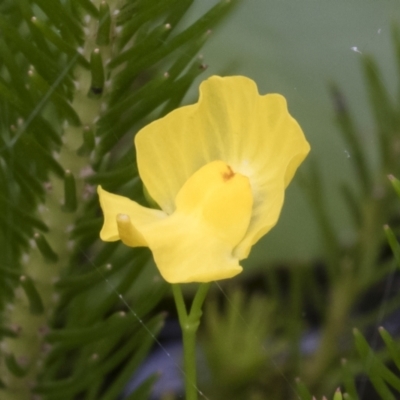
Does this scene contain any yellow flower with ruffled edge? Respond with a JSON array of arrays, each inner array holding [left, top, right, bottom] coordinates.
[[98, 76, 310, 283]]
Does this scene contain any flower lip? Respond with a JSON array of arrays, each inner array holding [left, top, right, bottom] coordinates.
[[98, 159, 253, 283]]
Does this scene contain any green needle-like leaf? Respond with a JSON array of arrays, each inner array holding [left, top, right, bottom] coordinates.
[[88, 49, 105, 98], [62, 170, 77, 213], [5, 353, 29, 377], [19, 275, 45, 315], [34, 232, 59, 263], [33, 0, 83, 44], [384, 224, 400, 269], [354, 328, 399, 399], [30, 17, 89, 68], [96, 1, 111, 46], [295, 378, 313, 400], [330, 84, 371, 195], [340, 359, 359, 400], [379, 327, 400, 372]]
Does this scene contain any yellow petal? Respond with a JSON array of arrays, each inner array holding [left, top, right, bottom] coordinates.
[[175, 160, 253, 246], [142, 160, 252, 282], [135, 76, 310, 259], [98, 159, 253, 283], [145, 212, 243, 283], [116, 214, 146, 247], [97, 186, 166, 246]]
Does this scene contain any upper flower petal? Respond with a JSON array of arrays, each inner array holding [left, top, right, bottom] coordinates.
[[135, 75, 310, 259]]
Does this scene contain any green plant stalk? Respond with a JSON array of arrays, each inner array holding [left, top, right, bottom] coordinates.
[[0, 9, 111, 399], [172, 283, 210, 400]]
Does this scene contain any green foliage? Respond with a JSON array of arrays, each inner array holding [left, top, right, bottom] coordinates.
[[353, 328, 399, 400], [353, 175, 400, 400], [0, 0, 238, 399], [202, 289, 274, 399]]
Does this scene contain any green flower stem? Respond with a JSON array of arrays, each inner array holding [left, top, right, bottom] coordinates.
[[172, 283, 211, 400]]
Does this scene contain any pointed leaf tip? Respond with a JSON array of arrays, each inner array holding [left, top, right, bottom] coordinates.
[[20, 275, 44, 315], [333, 388, 343, 400], [63, 170, 77, 212], [97, 1, 111, 46], [34, 232, 59, 263], [5, 354, 29, 377]]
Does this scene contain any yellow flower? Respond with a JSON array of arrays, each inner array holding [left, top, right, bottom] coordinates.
[[98, 76, 310, 283]]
